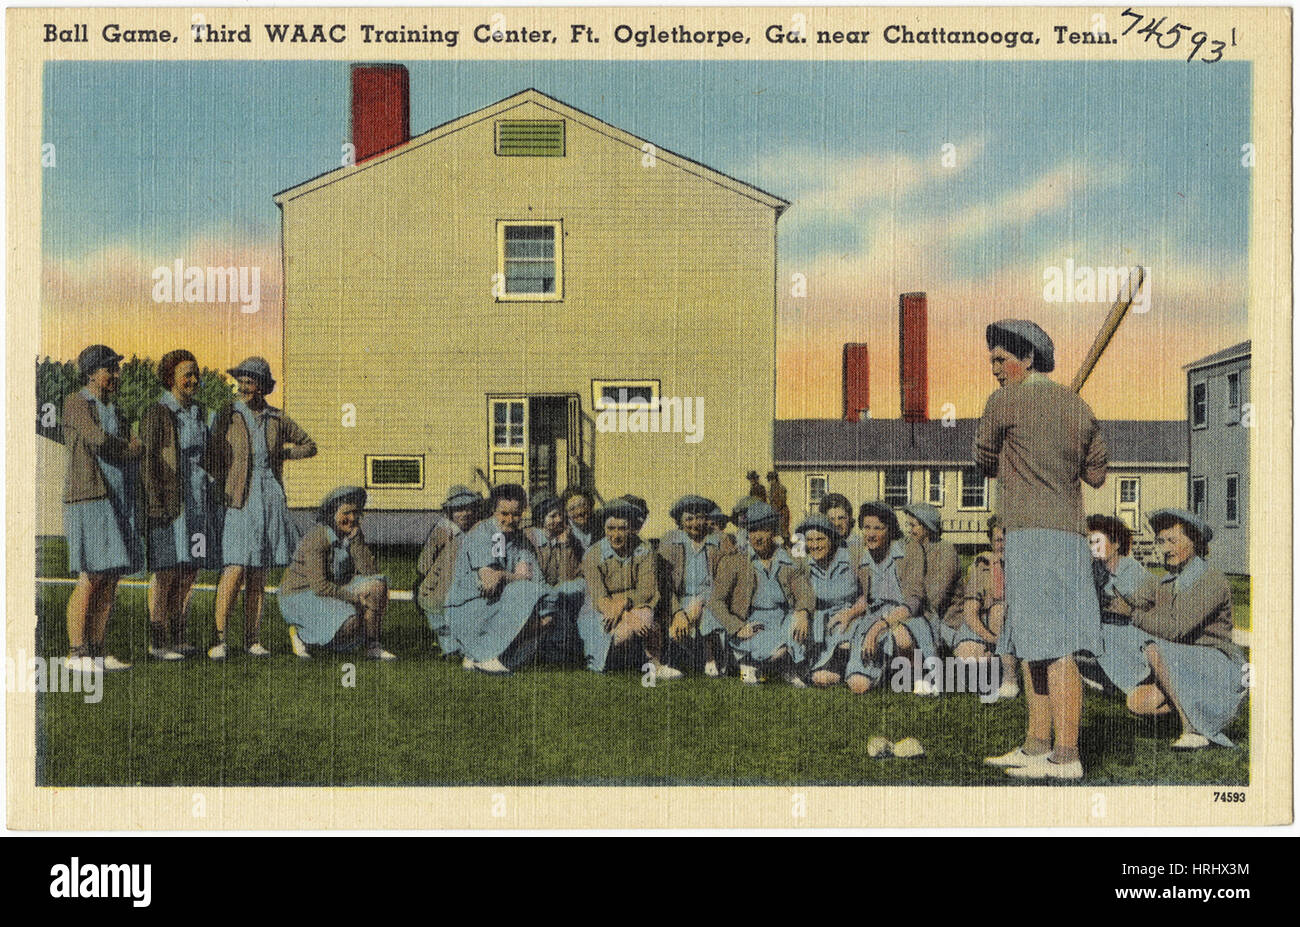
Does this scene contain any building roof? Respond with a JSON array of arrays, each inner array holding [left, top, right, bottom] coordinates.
[[1184, 340, 1250, 372], [774, 418, 1187, 467], [274, 87, 790, 214]]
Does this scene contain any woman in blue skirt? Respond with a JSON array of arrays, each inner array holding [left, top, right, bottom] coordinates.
[[204, 357, 316, 659], [797, 513, 867, 688], [277, 487, 394, 660], [1113, 509, 1247, 749], [444, 484, 584, 675], [62, 345, 144, 673], [1087, 514, 1154, 692], [141, 350, 213, 660], [711, 502, 813, 686], [847, 503, 936, 695]]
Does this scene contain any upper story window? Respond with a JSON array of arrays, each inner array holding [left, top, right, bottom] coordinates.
[[497, 221, 562, 300], [1226, 372, 1240, 410], [1191, 381, 1208, 428], [883, 467, 910, 506], [495, 120, 565, 157]]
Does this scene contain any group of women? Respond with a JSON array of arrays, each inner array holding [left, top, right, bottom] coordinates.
[[59, 342, 1247, 758], [61, 345, 316, 671]]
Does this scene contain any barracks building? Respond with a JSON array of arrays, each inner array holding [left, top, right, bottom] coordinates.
[[274, 68, 787, 540]]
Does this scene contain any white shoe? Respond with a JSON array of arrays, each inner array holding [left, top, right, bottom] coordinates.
[[893, 737, 925, 758], [148, 646, 184, 662], [208, 642, 228, 660], [462, 656, 475, 670], [63, 655, 97, 675], [984, 746, 1041, 768], [739, 664, 760, 685], [247, 643, 271, 657], [653, 663, 684, 681], [783, 672, 808, 689], [473, 658, 511, 675], [1172, 732, 1211, 751], [997, 681, 1020, 699], [703, 660, 720, 678], [913, 678, 940, 696], [366, 645, 397, 662], [100, 654, 132, 671], [1005, 755, 1084, 780], [867, 736, 893, 758], [288, 626, 311, 659]]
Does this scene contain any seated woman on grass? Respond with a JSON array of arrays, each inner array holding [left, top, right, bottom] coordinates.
[[576, 499, 682, 679], [444, 483, 582, 676], [846, 503, 937, 696], [1105, 509, 1247, 750], [797, 513, 867, 688], [710, 501, 813, 687], [941, 517, 1019, 699], [277, 486, 394, 661], [1088, 513, 1154, 693]]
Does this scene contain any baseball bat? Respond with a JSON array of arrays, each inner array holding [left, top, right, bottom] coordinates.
[[1070, 266, 1146, 394]]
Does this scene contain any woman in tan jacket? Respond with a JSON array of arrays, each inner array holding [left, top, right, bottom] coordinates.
[[203, 357, 316, 659], [62, 345, 144, 673]]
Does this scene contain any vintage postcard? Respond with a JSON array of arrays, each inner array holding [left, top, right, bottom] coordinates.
[[5, 5, 1292, 830]]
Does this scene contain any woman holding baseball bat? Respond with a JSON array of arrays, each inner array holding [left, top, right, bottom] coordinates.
[[975, 320, 1109, 780]]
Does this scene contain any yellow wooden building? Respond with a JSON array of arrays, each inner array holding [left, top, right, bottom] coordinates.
[[275, 86, 787, 538]]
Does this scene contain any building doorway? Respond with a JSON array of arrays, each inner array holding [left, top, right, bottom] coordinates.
[[487, 394, 583, 498]]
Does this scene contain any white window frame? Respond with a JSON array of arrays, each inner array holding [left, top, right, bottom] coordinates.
[[926, 469, 945, 506], [882, 467, 910, 506], [958, 467, 989, 511], [1225, 473, 1240, 526], [491, 398, 527, 449], [1191, 380, 1208, 429], [1191, 476, 1207, 519], [497, 220, 563, 302], [592, 379, 660, 411], [1118, 477, 1140, 506]]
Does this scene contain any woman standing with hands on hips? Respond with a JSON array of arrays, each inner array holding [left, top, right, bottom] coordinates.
[[62, 345, 144, 672], [203, 357, 316, 659]]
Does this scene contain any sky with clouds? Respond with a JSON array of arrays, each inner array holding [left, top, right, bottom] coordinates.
[[42, 60, 1250, 419]]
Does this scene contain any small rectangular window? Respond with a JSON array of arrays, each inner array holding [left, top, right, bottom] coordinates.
[[1225, 474, 1239, 525], [1191, 477, 1207, 518], [1227, 372, 1240, 410], [495, 120, 565, 157], [592, 379, 659, 410], [1119, 478, 1139, 505], [497, 221, 562, 301], [365, 455, 424, 489], [926, 470, 945, 506], [883, 467, 910, 506], [806, 474, 828, 511], [1192, 381, 1208, 428], [959, 468, 988, 510]]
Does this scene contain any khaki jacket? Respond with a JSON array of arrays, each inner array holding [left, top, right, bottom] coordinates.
[[204, 402, 316, 510], [62, 391, 141, 504], [140, 398, 208, 523], [1131, 561, 1242, 663], [918, 538, 963, 621], [855, 538, 927, 624], [710, 549, 814, 635], [529, 526, 584, 585], [660, 530, 727, 615], [415, 516, 465, 614], [581, 540, 660, 623], [279, 523, 379, 601]]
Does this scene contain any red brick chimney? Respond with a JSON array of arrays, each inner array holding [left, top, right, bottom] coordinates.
[[899, 292, 928, 422], [351, 64, 410, 163], [843, 343, 870, 422]]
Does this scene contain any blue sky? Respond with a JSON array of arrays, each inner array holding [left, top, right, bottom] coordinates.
[[42, 60, 1251, 418]]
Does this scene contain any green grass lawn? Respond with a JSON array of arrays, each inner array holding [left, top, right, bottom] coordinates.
[[33, 540, 1249, 788]]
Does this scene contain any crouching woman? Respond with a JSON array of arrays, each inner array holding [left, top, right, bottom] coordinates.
[[277, 486, 394, 661], [710, 501, 813, 686], [1116, 509, 1247, 750]]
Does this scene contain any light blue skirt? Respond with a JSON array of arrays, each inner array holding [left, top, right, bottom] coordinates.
[[998, 529, 1102, 662], [940, 621, 989, 653], [278, 574, 384, 647], [809, 606, 860, 670], [65, 498, 144, 576], [221, 467, 298, 568], [148, 490, 217, 571], [577, 593, 657, 673], [848, 613, 938, 684], [449, 578, 570, 667], [729, 605, 807, 665], [1096, 623, 1154, 693]]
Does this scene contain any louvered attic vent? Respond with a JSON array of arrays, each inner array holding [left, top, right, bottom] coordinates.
[[495, 120, 565, 157]]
